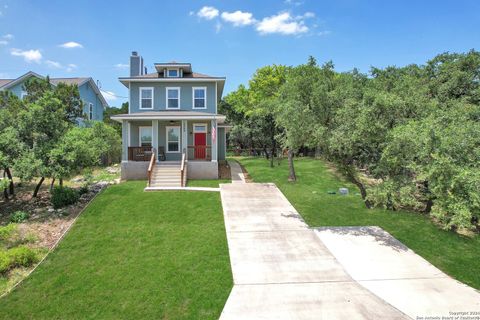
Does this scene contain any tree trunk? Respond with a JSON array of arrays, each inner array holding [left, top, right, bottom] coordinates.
[[270, 121, 276, 168], [50, 178, 56, 191], [33, 177, 45, 198], [59, 178, 63, 187], [424, 199, 434, 214], [3, 188, 8, 200], [5, 167, 14, 195], [287, 149, 296, 182], [350, 176, 372, 209], [263, 146, 269, 160]]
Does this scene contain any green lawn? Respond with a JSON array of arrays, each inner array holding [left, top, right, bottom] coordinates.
[[0, 181, 233, 319], [187, 179, 231, 188], [237, 157, 480, 290]]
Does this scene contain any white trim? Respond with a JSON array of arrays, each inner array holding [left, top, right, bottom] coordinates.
[[193, 123, 207, 133], [112, 114, 226, 122], [139, 87, 154, 110], [166, 87, 180, 110], [128, 83, 131, 114], [166, 68, 179, 78], [166, 125, 181, 153], [127, 121, 131, 147], [138, 126, 153, 146], [215, 81, 218, 114], [192, 87, 207, 109]]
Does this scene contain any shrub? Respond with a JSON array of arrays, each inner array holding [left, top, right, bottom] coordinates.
[[78, 184, 90, 196], [51, 186, 79, 209], [0, 246, 40, 274], [0, 224, 17, 242], [10, 211, 30, 223]]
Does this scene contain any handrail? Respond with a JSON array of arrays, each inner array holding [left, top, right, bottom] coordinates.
[[180, 152, 186, 187], [147, 148, 156, 187]]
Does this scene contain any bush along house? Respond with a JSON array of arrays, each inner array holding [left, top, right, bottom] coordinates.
[[111, 52, 229, 188]]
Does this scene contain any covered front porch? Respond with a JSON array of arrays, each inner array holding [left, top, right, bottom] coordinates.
[[113, 112, 227, 180]]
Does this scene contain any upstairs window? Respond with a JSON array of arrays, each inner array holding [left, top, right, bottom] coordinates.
[[166, 87, 180, 109], [140, 87, 153, 109], [167, 69, 179, 77], [193, 87, 206, 109], [89, 103, 93, 120]]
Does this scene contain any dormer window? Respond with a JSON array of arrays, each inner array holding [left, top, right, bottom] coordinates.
[[167, 69, 179, 77]]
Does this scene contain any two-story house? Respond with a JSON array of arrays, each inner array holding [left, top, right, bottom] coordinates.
[[112, 52, 228, 186], [0, 71, 108, 121]]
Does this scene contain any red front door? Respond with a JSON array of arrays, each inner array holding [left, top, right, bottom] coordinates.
[[194, 132, 207, 159]]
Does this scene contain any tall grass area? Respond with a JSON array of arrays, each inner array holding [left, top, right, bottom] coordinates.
[[0, 181, 232, 319], [237, 157, 480, 290]]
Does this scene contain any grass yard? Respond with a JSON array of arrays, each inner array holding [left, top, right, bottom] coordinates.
[[0, 181, 232, 319], [237, 157, 480, 290], [187, 179, 231, 188]]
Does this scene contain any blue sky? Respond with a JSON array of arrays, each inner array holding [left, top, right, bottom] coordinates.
[[1, 0, 479, 106]]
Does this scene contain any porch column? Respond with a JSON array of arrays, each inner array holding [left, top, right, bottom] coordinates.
[[122, 120, 129, 161], [211, 119, 218, 162], [152, 120, 158, 158], [182, 120, 188, 159]]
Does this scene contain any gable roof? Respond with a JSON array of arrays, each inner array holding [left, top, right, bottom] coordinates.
[[0, 72, 108, 108]]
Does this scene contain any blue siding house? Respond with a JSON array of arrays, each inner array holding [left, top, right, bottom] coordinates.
[[112, 52, 229, 182], [0, 71, 108, 121]]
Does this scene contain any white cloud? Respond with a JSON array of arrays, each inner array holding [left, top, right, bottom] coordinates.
[[215, 22, 222, 33], [10, 48, 42, 63], [59, 41, 83, 49], [46, 60, 62, 68], [318, 30, 331, 36], [114, 63, 129, 69], [0, 34, 13, 45], [284, 0, 304, 6], [66, 64, 77, 72], [300, 12, 315, 19], [101, 90, 117, 102], [256, 12, 308, 35], [221, 10, 256, 26], [197, 6, 219, 20]]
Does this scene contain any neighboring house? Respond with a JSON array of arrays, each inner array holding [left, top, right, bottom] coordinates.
[[111, 51, 229, 183], [0, 71, 108, 121]]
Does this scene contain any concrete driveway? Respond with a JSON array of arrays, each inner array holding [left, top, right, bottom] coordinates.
[[219, 183, 408, 319], [315, 227, 480, 319]]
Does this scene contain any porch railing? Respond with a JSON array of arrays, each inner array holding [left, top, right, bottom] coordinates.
[[128, 146, 153, 161], [187, 145, 211, 160], [180, 152, 187, 187], [147, 148, 156, 187]]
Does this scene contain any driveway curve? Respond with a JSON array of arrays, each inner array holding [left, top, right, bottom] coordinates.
[[219, 182, 409, 319]]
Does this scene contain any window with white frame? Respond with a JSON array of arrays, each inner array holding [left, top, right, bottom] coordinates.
[[89, 103, 93, 120], [167, 69, 179, 77], [20, 91, 28, 99], [166, 126, 180, 152], [166, 87, 180, 109], [139, 126, 152, 147], [193, 124, 207, 133], [193, 87, 206, 109], [140, 87, 153, 109]]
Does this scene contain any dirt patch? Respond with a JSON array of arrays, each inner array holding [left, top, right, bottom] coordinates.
[[218, 161, 231, 180]]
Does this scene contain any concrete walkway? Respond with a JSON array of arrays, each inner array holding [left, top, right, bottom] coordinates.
[[228, 160, 246, 183], [316, 227, 480, 319], [219, 183, 408, 319]]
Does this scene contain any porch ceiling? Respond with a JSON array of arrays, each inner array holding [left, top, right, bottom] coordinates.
[[111, 111, 226, 123]]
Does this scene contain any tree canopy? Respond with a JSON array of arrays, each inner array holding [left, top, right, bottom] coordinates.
[[225, 50, 480, 231]]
